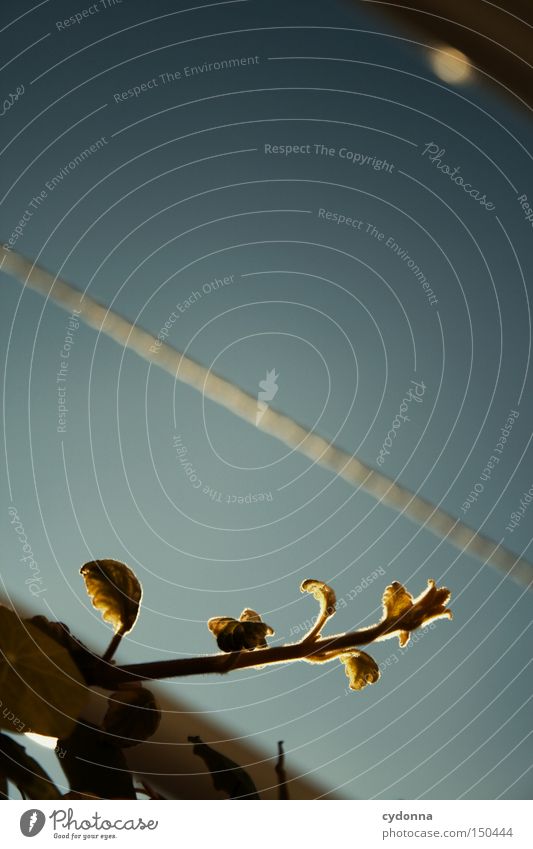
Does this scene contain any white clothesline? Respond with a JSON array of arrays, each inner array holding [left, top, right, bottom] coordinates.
[[2, 245, 531, 589]]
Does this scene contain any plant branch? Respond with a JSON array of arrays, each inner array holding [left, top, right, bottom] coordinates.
[[87, 619, 400, 689], [102, 632, 123, 663]]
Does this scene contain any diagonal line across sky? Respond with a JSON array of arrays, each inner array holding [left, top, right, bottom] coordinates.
[[2, 244, 532, 589]]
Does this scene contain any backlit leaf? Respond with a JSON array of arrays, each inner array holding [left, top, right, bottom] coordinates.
[[381, 580, 452, 644], [207, 609, 274, 652], [382, 581, 413, 619], [239, 608, 262, 623], [341, 651, 380, 691], [207, 617, 235, 638], [80, 559, 142, 635], [300, 579, 336, 617]]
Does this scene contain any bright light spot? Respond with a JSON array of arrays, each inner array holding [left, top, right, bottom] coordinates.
[[429, 45, 473, 84], [24, 732, 58, 750]]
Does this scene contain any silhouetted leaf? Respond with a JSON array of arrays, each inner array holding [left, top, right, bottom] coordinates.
[[188, 735, 259, 799], [102, 686, 161, 747], [29, 616, 98, 682], [275, 740, 289, 800], [341, 651, 380, 691], [80, 559, 142, 635], [0, 733, 60, 799], [0, 607, 87, 738], [58, 722, 136, 799], [208, 609, 274, 652]]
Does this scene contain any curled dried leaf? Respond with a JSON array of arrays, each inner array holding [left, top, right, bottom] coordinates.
[[300, 578, 337, 640], [341, 651, 380, 691], [80, 559, 142, 636], [208, 611, 274, 652], [301, 579, 336, 614], [239, 608, 262, 623], [382, 582, 413, 646], [102, 687, 161, 748], [382, 581, 413, 619], [382, 579, 452, 645], [207, 616, 234, 637]]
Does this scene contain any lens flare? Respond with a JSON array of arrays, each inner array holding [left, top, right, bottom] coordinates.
[[429, 45, 473, 84]]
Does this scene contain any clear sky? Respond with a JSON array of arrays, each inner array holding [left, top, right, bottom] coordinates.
[[1, 0, 532, 799]]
